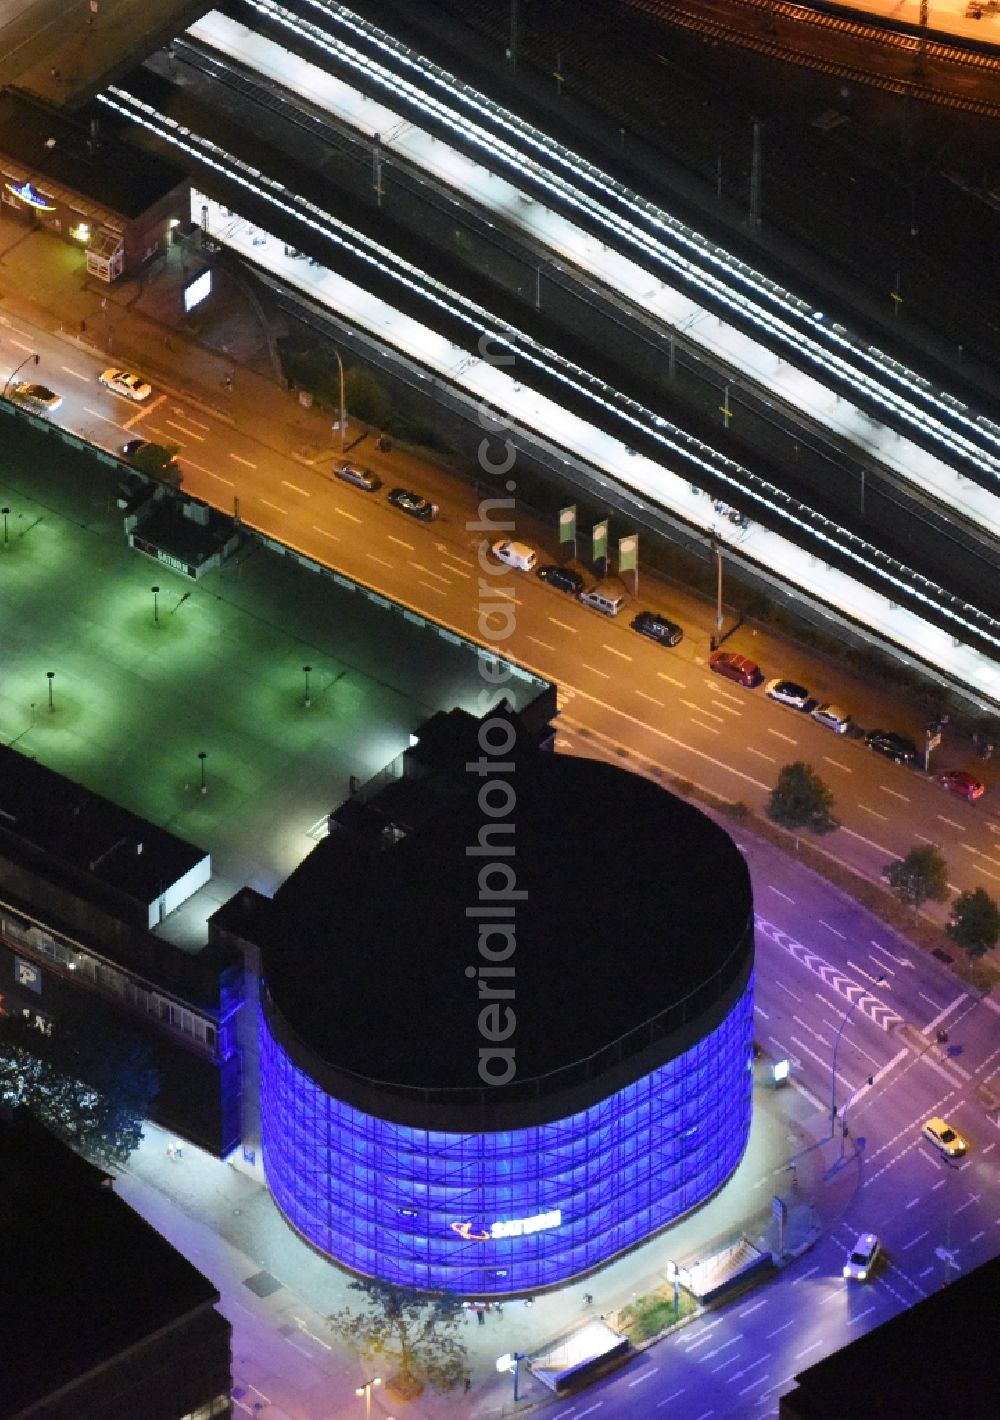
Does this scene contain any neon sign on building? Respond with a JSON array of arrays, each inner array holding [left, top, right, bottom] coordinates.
[[5, 180, 56, 211]]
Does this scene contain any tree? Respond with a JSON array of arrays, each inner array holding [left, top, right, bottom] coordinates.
[[884, 844, 950, 916], [947, 887, 1000, 958], [767, 761, 838, 834], [0, 1008, 158, 1168], [328, 1279, 469, 1397]]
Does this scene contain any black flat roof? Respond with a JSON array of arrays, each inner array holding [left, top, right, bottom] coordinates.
[[0, 88, 186, 219], [263, 710, 752, 1094], [0, 742, 208, 910], [0, 1109, 220, 1416]]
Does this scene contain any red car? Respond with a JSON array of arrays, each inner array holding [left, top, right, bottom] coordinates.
[[936, 769, 986, 802], [709, 651, 761, 687]]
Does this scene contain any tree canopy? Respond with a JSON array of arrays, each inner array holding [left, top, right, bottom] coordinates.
[[884, 844, 950, 914], [0, 1008, 159, 1168], [767, 761, 838, 834], [328, 1279, 469, 1395], [947, 887, 1000, 958]]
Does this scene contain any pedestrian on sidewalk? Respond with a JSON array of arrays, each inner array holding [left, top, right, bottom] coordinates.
[[476, 1307, 485, 1326], [583, 1292, 593, 1306], [464, 1377, 471, 1394]]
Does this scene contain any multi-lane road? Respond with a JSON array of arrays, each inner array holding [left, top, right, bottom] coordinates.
[[4, 306, 998, 911]]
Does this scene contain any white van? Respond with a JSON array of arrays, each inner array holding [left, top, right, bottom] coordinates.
[[579, 583, 625, 617], [491, 539, 538, 572]]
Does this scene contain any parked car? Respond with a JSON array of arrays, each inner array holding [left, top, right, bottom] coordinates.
[[766, 678, 810, 709], [811, 703, 851, 735], [12, 382, 62, 412], [387, 487, 438, 520], [491, 539, 538, 572], [631, 610, 683, 647], [922, 1116, 968, 1158], [537, 565, 584, 595], [334, 462, 381, 492], [843, 1232, 880, 1282], [936, 769, 986, 802], [709, 651, 761, 687], [99, 368, 152, 402], [865, 730, 918, 765]]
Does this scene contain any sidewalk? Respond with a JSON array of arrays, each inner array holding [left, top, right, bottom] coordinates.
[[115, 1059, 832, 1419]]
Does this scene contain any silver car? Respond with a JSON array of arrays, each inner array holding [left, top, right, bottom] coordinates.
[[811, 703, 851, 734]]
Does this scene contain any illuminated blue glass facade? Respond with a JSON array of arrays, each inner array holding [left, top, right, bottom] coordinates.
[[259, 974, 754, 1295]]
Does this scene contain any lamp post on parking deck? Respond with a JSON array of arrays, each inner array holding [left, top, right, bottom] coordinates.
[[355, 1376, 381, 1418]]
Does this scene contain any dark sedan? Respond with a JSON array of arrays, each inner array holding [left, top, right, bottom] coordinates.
[[387, 487, 438, 520], [865, 730, 918, 765], [537, 565, 585, 595], [631, 610, 683, 647]]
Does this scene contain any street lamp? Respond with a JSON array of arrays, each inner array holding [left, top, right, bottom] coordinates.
[[46, 671, 55, 711], [355, 1376, 381, 1418], [830, 976, 886, 1133], [198, 750, 207, 795], [1, 507, 9, 544], [709, 538, 723, 651], [4, 351, 39, 397], [303, 664, 312, 708], [331, 345, 347, 452], [151, 585, 160, 626]]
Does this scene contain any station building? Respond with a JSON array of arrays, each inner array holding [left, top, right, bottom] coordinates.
[[0, 88, 189, 281], [225, 703, 755, 1296]]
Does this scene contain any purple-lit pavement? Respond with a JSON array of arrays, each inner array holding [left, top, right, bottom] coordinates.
[[116, 1066, 824, 1419]]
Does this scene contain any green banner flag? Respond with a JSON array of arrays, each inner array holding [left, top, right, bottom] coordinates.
[[592, 520, 608, 562], [619, 534, 638, 573], [559, 505, 577, 544]]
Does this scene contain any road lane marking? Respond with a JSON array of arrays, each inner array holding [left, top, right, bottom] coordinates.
[[902, 1231, 929, 1250], [174, 407, 210, 430], [880, 785, 910, 801], [770, 887, 794, 903], [581, 663, 611, 680], [905, 1197, 922, 1210], [388, 535, 415, 550], [408, 562, 451, 583], [417, 580, 446, 597], [775, 980, 801, 1001], [334, 506, 362, 523], [794, 1340, 823, 1360], [366, 552, 392, 568], [858, 804, 888, 820], [60, 365, 90, 382], [229, 453, 257, 469], [765, 1320, 794, 1338], [690, 718, 720, 735], [188, 463, 233, 485], [312, 525, 339, 540], [791, 1266, 819, 1285], [526, 635, 554, 651], [657, 670, 684, 687], [711, 698, 741, 716], [628, 1368, 658, 1386], [924, 993, 968, 1034], [260, 499, 287, 515], [820, 920, 845, 937], [634, 690, 665, 708], [165, 419, 205, 441], [822, 756, 852, 771], [746, 746, 776, 762], [767, 727, 797, 743], [846, 959, 886, 987], [937, 814, 965, 831], [738, 1299, 768, 1318], [548, 617, 577, 633], [849, 1305, 876, 1324], [603, 643, 632, 661], [82, 405, 125, 426], [960, 844, 1000, 868]]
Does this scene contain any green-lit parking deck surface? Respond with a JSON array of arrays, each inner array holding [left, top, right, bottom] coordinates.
[[0, 419, 550, 949]]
